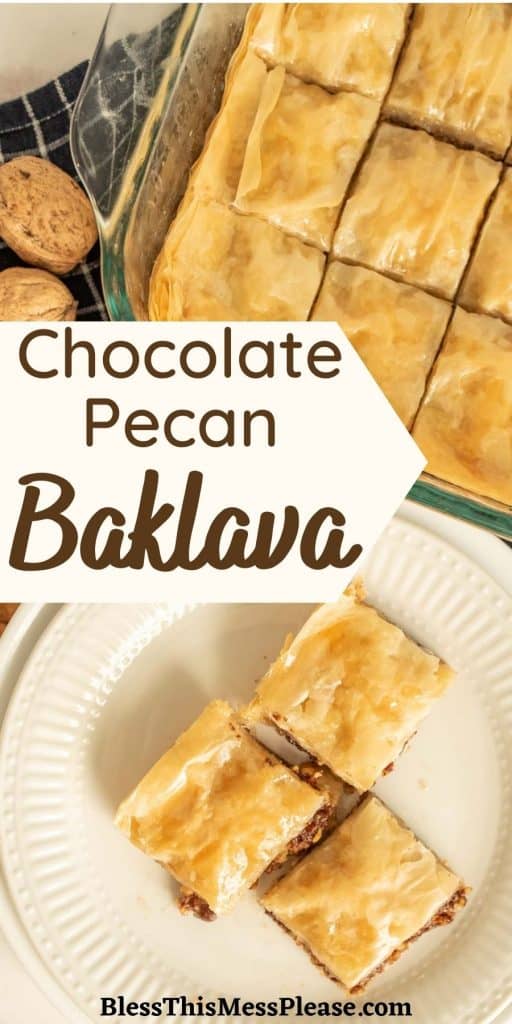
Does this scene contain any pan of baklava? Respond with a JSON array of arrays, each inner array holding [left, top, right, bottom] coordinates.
[[72, 3, 512, 538]]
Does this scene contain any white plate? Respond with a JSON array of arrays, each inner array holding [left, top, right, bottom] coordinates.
[[1, 519, 512, 1024]]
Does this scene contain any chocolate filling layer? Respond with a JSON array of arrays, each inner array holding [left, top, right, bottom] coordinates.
[[178, 889, 216, 922], [267, 801, 334, 872]]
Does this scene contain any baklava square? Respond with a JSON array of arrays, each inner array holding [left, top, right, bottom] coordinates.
[[235, 66, 378, 250], [251, 3, 410, 100], [312, 261, 450, 426], [413, 308, 512, 506], [386, 4, 512, 158], [115, 700, 332, 919], [262, 795, 468, 993], [460, 169, 512, 324], [333, 123, 500, 299], [249, 588, 454, 792], [191, 49, 267, 205], [149, 199, 325, 320]]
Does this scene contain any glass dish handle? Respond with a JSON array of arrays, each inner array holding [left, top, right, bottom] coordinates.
[[70, 3, 192, 318]]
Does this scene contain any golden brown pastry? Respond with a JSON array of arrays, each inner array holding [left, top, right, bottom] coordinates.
[[386, 4, 512, 158], [311, 261, 450, 426], [191, 48, 267, 205], [251, 3, 410, 99], [262, 795, 467, 993], [235, 66, 378, 250], [149, 199, 325, 320], [115, 700, 331, 918], [249, 589, 454, 792], [413, 308, 512, 506], [333, 123, 500, 299], [180, 6, 270, 206], [460, 169, 512, 324]]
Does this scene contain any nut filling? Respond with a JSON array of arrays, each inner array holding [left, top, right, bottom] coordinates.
[[178, 889, 217, 922], [268, 802, 335, 871]]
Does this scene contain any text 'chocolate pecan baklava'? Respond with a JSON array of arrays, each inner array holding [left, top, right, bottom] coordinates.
[[150, 3, 512, 510]]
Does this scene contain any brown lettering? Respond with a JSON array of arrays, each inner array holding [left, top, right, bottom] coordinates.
[[9, 472, 77, 569]]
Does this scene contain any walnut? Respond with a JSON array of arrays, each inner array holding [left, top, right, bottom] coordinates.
[[0, 156, 97, 274], [0, 266, 77, 320]]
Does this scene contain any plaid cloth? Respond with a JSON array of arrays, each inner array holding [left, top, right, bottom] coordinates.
[[0, 63, 107, 320]]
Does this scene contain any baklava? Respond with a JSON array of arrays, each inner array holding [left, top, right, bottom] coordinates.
[[235, 66, 378, 250], [248, 587, 454, 792], [460, 169, 512, 324], [115, 700, 333, 919], [148, 2, 512, 518], [191, 48, 267, 206], [333, 123, 500, 299], [149, 199, 325, 321], [413, 308, 512, 506], [262, 795, 468, 993], [185, 6, 267, 206], [250, 3, 410, 99], [386, 4, 512, 158], [311, 261, 451, 426]]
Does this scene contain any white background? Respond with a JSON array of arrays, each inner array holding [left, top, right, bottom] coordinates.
[[0, 4, 109, 101]]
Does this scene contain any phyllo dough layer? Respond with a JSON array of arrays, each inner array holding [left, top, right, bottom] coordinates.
[[312, 261, 450, 426], [191, 48, 267, 205], [386, 4, 512, 158], [413, 308, 512, 506], [251, 3, 410, 99], [149, 199, 325, 320], [250, 590, 454, 791], [235, 66, 378, 250], [460, 169, 512, 324], [115, 700, 330, 917], [333, 123, 500, 299], [262, 795, 466, 993]]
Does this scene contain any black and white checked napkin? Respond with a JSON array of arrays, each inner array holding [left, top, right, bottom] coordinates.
[[0, 63, 107, 320], [0, 8, 183, 322]]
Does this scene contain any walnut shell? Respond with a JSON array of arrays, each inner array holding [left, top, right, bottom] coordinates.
[[0, 156, 98, 274], [0, 267, 77, 320]]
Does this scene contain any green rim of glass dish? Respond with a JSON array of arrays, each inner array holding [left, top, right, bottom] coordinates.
[[410, 480, 512, 539]]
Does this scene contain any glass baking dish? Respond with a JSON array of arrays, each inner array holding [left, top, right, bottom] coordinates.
[[71, 3, 512, 540]]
